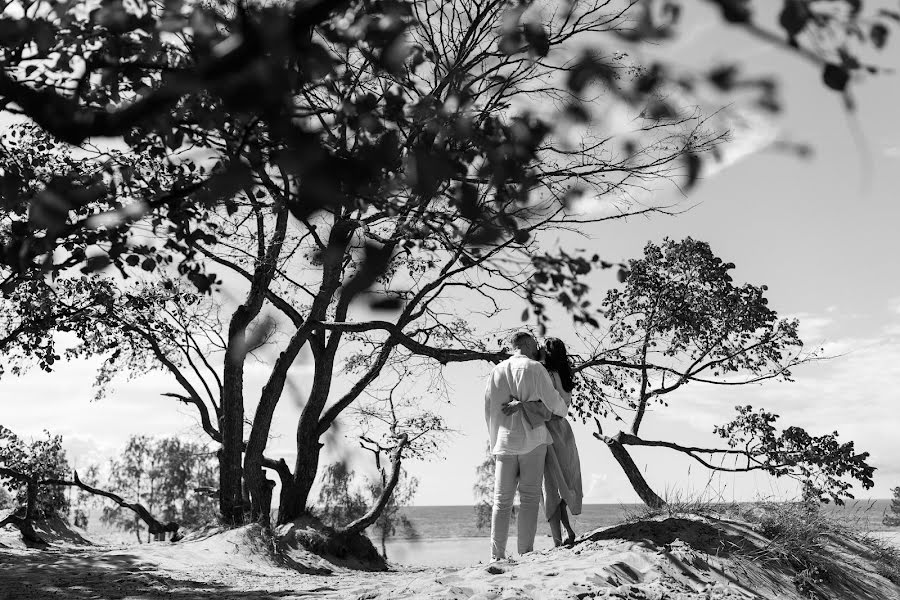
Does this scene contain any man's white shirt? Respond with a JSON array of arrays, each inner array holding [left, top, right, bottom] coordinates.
[[484, 354, 569, 456]]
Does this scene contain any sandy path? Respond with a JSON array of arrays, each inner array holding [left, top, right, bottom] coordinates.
[[0, 537, 751, 600], [0, 543, 436, 600]]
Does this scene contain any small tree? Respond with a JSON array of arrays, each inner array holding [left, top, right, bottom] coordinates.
[[575, 238, 875, 507], [367, 473, 417, 559], [68, 464, 103, 530], [334, 371, 440, 551], [103, 436, 158, 542], [0, 486, 13, 510], [0, 426, 70, 518], [884, 487, 900, 527], [102, 435, 217, 540], [151, 438, 219, 530], [316, 461, 417, 559], [472, 442, 516, 531], [316, 462, 370, 527], [473, 443, 494, 531], [0, 427, 179, 544]]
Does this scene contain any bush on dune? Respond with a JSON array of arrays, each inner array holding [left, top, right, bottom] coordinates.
[[616, 490, 899, 600]]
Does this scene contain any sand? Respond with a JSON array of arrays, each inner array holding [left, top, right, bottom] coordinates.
[[1, 515, 899, 600]]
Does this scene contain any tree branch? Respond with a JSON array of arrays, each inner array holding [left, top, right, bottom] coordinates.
[[43, 471, 180, 538], [336, 433, 408, 538]]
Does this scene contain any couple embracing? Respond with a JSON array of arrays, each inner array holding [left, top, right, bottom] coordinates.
[[484, 330, 583, 561]]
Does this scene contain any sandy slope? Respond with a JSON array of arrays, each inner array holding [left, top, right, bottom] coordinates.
[[1, 515, 898, 600]]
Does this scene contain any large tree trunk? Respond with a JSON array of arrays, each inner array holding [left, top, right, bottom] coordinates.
[[244, 221, 351, 524], [599, 432, 665, 509], [217, 393, 244, 527], [220, 304, 255, 525], [219, 202, 290, 525], [244, 331, 309, 523], [279, 433, 323, 524], [0, 512, 47, 546], [0, 473, 47, 546]]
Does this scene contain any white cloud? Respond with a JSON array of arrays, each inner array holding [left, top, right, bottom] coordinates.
[[583, 473, 609, 501], [889, 296, 900, 316]]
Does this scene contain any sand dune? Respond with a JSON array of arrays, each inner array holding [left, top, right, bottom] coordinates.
[[1, 513, 898, 599]]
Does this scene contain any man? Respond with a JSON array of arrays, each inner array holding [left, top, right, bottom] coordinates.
[[484, 330, 568, 561]]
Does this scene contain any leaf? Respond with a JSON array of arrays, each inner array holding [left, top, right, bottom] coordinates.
[[567, 52, 617, 94], [779, 0, 809, 37], [870, 23, 889, 49], [0, 18, 30, 46], [684, 152, 702, 190], [708, 64, 737, 91], [342, 243, 394, 298], [822, 63, 849, 91], [523, 22, 550, 57], [369, 296, 404, 311], [714, 0, 752, 23], [563, 102, 590, 123], [85, 255, 111, 272], [498, 30, 522, 55]]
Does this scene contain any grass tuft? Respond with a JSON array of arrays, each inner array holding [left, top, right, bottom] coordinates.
[[617, 488, 899, 600]]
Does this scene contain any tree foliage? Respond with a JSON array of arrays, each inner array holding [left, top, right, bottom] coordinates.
[[0, 485, 13, 510], [101, 435, 217, 541], [0, 0, 891, 285], [472, 441, 514, 532], [69, 464, 100, 529], [884, 487, 900, 527], [315, 461, 417, 558], [0, 426, 182, 544], [574, 238, 874, 506], [0, 426, 70, 517]]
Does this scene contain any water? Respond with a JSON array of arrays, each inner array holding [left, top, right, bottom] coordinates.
[[383, 503, 640, 540], [375, 501, 898, 567]]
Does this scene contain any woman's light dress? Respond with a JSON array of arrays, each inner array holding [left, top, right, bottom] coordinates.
[[542, 371, 583, 519]]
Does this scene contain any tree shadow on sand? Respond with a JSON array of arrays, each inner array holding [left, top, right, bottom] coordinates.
[[0, 547, 339, 600]]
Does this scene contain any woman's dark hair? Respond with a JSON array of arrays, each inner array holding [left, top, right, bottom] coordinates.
[[543, 337, 574, 393]]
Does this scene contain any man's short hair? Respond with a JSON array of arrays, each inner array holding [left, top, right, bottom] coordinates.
[[508, 330, 535, 349]]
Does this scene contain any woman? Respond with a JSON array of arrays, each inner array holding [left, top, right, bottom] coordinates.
[[538, 337, 583, 546]]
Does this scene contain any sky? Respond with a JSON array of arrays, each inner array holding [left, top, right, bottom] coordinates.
[[2, 4, 899, 507]]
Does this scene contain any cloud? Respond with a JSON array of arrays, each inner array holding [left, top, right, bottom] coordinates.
[[889, 296, 900, 316], [787, 312, 836, 342], [584, 473, 609, 500]]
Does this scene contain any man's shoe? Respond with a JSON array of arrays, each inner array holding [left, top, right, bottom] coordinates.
[[486, 556, 515, 573]]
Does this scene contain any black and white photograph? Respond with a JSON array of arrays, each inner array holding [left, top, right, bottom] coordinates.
[[0, 0, 898, 598]]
